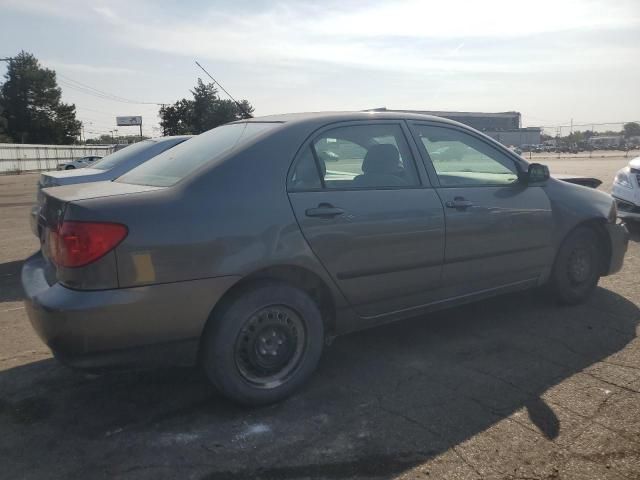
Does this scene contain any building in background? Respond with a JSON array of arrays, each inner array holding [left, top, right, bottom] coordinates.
[[368, 108, 541, 147], [486, 127, 543, 147]]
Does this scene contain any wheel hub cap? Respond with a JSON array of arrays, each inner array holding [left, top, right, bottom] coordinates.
[[234, 306, 305, 388], [568, 246, 592, 283]]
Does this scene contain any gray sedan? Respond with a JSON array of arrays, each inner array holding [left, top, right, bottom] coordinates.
[[22, 112, 628, 405]]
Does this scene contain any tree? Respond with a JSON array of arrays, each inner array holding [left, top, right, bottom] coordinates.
[[160, 78, 253, 135], [159, 99, 194, 136], [85, 134, 148, 145], [0, 51, 81, 144], [0, 104, 10, 143], [623, 122, 640, 138]]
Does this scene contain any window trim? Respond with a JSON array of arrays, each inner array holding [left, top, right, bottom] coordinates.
[[407, 121, 527, 189], [287, 120, 429, 193], [309, 143, 327, 189]]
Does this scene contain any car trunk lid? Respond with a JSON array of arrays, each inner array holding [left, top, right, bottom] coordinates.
[[40, 168, 103, 187]]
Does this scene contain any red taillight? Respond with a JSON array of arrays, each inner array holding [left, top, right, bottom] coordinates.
[[50, 221, 128, 268]]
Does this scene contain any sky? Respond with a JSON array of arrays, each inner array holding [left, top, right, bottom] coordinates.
[[1, 0, 639, 137]]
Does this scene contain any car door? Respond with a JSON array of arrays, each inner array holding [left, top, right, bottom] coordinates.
[[288, 121, 445, 318], [409, 122, 554, 295]]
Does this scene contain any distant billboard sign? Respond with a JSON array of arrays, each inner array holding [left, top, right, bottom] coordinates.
[[116, 116, 142, 126]]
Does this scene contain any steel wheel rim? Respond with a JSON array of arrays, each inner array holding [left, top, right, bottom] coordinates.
[[234, 305, 306, 388], [567, 242, 594, 284]]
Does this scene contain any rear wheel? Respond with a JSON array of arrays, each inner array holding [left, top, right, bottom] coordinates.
[[549, 226, 602, 305], [201, 281, 324, 406]]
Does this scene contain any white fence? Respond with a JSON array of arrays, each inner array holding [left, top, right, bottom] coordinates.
[[0, 144, 116, 173]]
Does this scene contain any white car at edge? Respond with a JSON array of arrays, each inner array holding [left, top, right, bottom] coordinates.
[[612, 156, 640, 225]]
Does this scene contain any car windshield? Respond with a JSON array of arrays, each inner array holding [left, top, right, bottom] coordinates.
[[91, 140, 158, 171], [117, 122, 279, 187]]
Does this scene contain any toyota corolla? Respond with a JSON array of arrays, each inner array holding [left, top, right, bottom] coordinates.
[[22, 112, 629, 405]]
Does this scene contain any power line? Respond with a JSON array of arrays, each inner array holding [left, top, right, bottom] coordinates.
[[58, 79, 143, 105], [59, 78, 138, 104], [75, 106, 120, 117], [57, 73, 166, 105]]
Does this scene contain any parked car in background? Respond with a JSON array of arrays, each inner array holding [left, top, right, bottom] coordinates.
[[30, 136, 191, 236], [22, 112, 628, 406], [56, 155, 103, 170], [612, 156, 640, 228], [508, 145, 522, 155]]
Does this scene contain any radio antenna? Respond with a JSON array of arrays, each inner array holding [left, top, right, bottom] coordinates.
[[195, 61, 249, 117]]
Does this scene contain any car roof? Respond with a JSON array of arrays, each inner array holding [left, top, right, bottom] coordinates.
[[240, 111, 466, 127]]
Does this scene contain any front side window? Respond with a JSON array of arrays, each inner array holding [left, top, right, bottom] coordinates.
[[414, 125, 519, 186], [290, 123, 419, 190]]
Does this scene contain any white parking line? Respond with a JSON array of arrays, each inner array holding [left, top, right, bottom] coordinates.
[[0, 306, 24, 313]]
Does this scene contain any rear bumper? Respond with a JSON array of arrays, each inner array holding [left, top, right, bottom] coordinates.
[[21, 252, 240, 368], [604, 223, 629, 275]]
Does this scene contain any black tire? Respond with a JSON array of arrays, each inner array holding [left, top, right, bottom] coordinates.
[[549, 226, 602, 305], [201, 281, 324, 406], [65, 165, 75, 170]]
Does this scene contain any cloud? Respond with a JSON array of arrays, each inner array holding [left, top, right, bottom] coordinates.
[[92, 5, 118, 21], [6, 0, 639, 76], [4, 0, 639, 125], [308, 0, 640, 38], [89, 0, 637, 76]]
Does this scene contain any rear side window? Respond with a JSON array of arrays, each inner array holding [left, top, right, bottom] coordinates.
[[118, 123, 279, 187], [289, 124, 419, 190], [92, 140, 162, 171]]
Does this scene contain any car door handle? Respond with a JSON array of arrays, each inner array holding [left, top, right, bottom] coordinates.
[[305, 204, 345, 218], [445, 198, 474, 209]]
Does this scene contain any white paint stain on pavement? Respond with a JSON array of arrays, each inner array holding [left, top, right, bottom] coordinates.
[[234, 423, 271, 442], [153, 432, 201, 446]]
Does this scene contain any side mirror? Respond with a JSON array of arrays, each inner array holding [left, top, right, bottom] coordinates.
[[526, 163, 550, 184]]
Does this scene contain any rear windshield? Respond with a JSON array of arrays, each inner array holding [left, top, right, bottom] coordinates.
[[117, 122, 279, 187], [92, 140, 159, 171]]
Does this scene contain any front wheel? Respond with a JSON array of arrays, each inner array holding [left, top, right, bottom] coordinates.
[[65, 165, 75, 170], [201, 281, 324, 406], [549, 226, 602, 305]]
